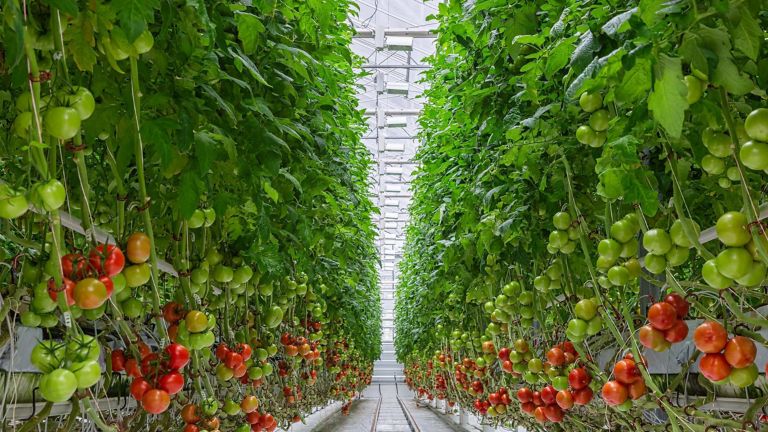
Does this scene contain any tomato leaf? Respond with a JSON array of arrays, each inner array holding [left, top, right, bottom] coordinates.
[[42, 0, 78, 16], [727, 6, 761, 61], [235, 12, 265, 55], [111, 0, 160, 42], [615, 57, 651, 104], [647, 54, 688, 138]]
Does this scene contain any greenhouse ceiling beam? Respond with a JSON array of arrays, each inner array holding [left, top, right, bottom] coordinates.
[[353, 28, 437, 38], [360, 64, 430, 69], [363, 109, 422, 116]]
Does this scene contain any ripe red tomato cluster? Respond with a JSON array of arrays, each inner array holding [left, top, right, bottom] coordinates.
[[48, 244, 125, 310], [693, 321, 759, 386], [280, 332, 322, 362], [215, 342, 253, 382], [639, 293, 690, 352], [601, 353, 647, 409], [517, 385, 564, 423], [484, 387, 512, 415], [546, 341, 579, 367], [112, 341, 189, 414]]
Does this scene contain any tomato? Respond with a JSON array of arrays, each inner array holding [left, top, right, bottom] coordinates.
[[724, 336, 756, 368], [546, 348, 565, 367], [213, 265, 234, 283], [132, 30, 155, 55], [647, 302, 677, 330], [124, 264, 151, 287], [517, 387, 533, 403], [702, 128, 732, 157], [183, 425, 199, 432], [729, 363, 758, 388], [613, 359, 641, 384], [533, 406, 547, 423], [33, 179, 66, 211], [225, 351, 244, 369], [216, 363, 234, 381], [610, 219, 635, 243], [555, 390, 573, 410], [601, 381, 628, 406], [163, 302, 186, 323], [552, 212, 571, 230], [694, 321, 728, 353], [45, 106, 81, 140], [598, 239, 622, 261], [552, 376, 569, 391], [265, 305, 284, 328], [223, 399, 241, 415], [607, 265, 630, 286], [701, 154, 725, 175], [702, 259, 733, 289], [664, 293, 689, 318], [644, 253, 666, 275], [188, 209, 205, 228], [543, 404, 564, 422], [158, 371, 184, 395], [186, 310, 209, 333], [126, 358, 142, 378], [71, 359, 101, 389], [684, 75, 704, 104], [715, 247, 753, 280], [579, 92, 602, 112], [201, 398, 219, 416], [699, 353, 732, 382], [181, 404, 201, 424], [241, 395, 259, 413], [74, 277, 108, 309], [745, 108, 768, 142], [111, 349, 126, 372], [165, 343, 190, 370], [568, 367, 590, 390], [589, 109, 610, 132], [12, 111, 33, 138], [540, 385, 556, 405], [736, 261, 767, 287], [122, 298, 144, 319], [39, 369, 78, 402], [126, 232, 151, 264], [30, 340, 65, 373], [639, 325, 669, 352], [89, 244, 125, 277], [129, 377, 152, 400], [571, 387, 592, 406], [664, 320, 689, 343], [66, 334, 100, 362], [643, 229, 672, 255], [628, 379, 646, 400], [716, 211, 751, 247], [739, 140, 768, 171], [61, 87, 96, 120], [142, 389, 171, 414], [575, 125, 596, 146], [216, 343, 231, 360], [203, 208, 216, 227]]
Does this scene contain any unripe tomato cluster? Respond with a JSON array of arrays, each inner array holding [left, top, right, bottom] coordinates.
[[642, 218, 699, 275], [576, 92, 609, 148], [547, 211, 579, 255], [596, 213, 642, 286], [30, 335, 102, 403], [567, 297, 602, 342], [601, 353, 647, 410], [702, 211, 768, 289]]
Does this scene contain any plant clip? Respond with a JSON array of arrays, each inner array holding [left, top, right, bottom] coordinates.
[[65, 142, 88, 152], [171, 233, 182, 242], [683, 404, 696, 416], [28, 71, 52, 83], [747, 220, 765, 233], [742, 419, 758, 431], [135, 198, 152, 212], [178, 270, 192, 277], [115, 193, 129, 202]]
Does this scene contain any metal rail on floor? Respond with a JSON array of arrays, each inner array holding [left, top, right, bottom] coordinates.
[[396, 395, 421, 432], [369, 396, 383, 432]]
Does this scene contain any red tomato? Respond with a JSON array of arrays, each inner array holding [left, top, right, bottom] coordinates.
[[99, 275, 114, 297], [111, 349, 126, 372], [521, 402, 535, 414], [664, 293, 689, 318], [699, 353, 732, 381], [233, 362, 248, 378], [141, 353, 160, 379], [125, 358, 142, 378], [181, 403, 200, 424], [183, 425, 199, 432], [664, 320, 689, 343], [628, 379, 646, 400], [724, 336, 756, 368], [601, 381, 628, 406], [130, 377, 152, 400], [165, 343, 190, 370], [237, 343, 253, 360], [544, 404, 564, 422], [546, 347, 565, 367], [540, 385, 557, 405], [61, 253, 88, 280], [568, 367, 591, 390], [694, 321, 728, 353], [555, 390, 573, 410], [246, 410, 261, 424], [215, 343, 231, 361], [163, 302, 186, 324], [126, 233, 151, 264], [532, 391, 542, 406], [613, 359, 641, 384], [648, 302, 677, 330], [225, 351, 244, 369], [74, 277, 108, 309], [89, 244, 125, 277], [158, 371, 184, 395], [572, 387, 593, 405], [517, 387, 533, 403], [533, 406, 547, 423], [241, 395, 259, 413], [498, 347, 511, 361], [47, 278, 76, 306], [142, 389, 171, 414]]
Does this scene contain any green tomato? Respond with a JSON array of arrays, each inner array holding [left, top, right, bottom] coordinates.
[[684, 75, 704, 104], [665, 246, 689, 267], [735, 261, 766, 287], [620, 238, 639, 258], [262, 362, 274, 376], [567, 318, 588, 338], [575, 125, 597, 145], [607, 265, 630, 286], [718, 177, 732, 189], [191, 268, 209, 284], [122, 297, 144, 318], [549, 230, 569, 248], [552, 376, 569, 391], [206, 248, 223, 266], [112, 273, 127, 295], [586, 316, 603, 335], [265, 305, 284, 328], [552, 212, 571, 230], [188, 209, 205, 228], [596, 255, 616, 272], [597, 276, 611, 289], [203, 208, 216, 227], [502, 281, 520, 297], [644, 254, 666, 275], [610, 220, 635, 243], [702, 259, 733, 289], [123, 264, 151, 287], [71, 360, 101, 389], [248, 366, 264, 380], [20, 311, 41, 327], [528, 358, 543, 373], [560, 241, 577, 254], [31, 341, 65, 373], [233, 266, 254, 284], [739, 140, 768, 171], [670, 218, 700, 248], [745, 108, 768, 142], [39, 369, 78, 402], [223, 399, 241, 415], [61, 87, 95, 120], [39, 314, 60, 328], [132, 30, 155, 55], [598, 239, 622, 261], [701, 155, 725, 175], [589, 109, 610, 132], [726, 166, 741, 182], [519, 291, 533, 305], [579, 92, 602, 112], [702, 128, 732, 158], [730, 363, 758, 388], [12, 111, 33, 138], [33, 179, 66, 212], [67, 335, 100, 362], [44, 107, 81, 140], [643, 229, 673, 255], [201, 398, 219, 416], [0, 192, 29, 220], [715, 248, 754, 279], [533, 275, 550, 291], [31, 294, 58, 314], [213, 265, 234, 283], [574, 299, 597, 321]]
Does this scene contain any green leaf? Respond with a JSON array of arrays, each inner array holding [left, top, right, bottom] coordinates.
[[177, 172, 200, 219], [544, 40, 575, 79], [42, 0, 78, 15], [638, 0, 664, 26], [235, 12, 265, 54], [67, 15, 97, 71], [263, 181, 280, 203], [648, 54, 688, 138], [615, 57, 651, 103], [279, 169, 303, 194], [728, 6, 761, 61], [228, 47, 271, 87], [111, 0, 160, 41]]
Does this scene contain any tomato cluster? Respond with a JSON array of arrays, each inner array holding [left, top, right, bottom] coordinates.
[[601, 353, 647, 410], [639, 293, 690, 352], [30, 335, 102, 403], [693, 321, 759, 387]]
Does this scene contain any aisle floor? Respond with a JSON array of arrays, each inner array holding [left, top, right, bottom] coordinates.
[[312, 385, 463, 432]]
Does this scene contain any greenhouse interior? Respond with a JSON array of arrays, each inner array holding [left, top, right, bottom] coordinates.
[[2, 0, 768, 431]]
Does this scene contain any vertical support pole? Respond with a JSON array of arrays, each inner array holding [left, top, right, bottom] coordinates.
[[459, 408, 468, 426]]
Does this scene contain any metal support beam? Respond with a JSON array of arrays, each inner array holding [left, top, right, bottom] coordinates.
[[354, 28, 437, 39], [363, 109, 422, 117], [361, 64, 430, 69]]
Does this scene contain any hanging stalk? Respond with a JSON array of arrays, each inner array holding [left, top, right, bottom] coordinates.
[[128, 55, 168, 341]]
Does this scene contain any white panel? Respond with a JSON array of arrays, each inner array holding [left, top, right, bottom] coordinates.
[[386, 142, 405, 151], [386, 165, 404, 174]]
